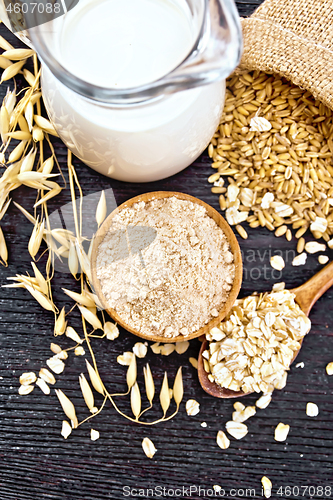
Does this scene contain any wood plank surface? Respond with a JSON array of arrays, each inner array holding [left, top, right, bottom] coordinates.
[[1, 2, 333, 499]]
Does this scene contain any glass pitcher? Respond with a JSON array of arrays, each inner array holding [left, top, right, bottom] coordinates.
[[9, 0, 242, 182]]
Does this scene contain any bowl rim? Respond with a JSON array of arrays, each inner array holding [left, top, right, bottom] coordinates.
[[90, 191, 243, 343]]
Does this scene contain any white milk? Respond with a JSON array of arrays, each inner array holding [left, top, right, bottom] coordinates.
[[41, 0, 225, 181]]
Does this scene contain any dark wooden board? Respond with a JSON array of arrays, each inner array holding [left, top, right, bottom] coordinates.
[[1, 2, 333, 499]]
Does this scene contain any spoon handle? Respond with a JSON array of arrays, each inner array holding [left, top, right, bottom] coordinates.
[[292, 260, 333, 316]]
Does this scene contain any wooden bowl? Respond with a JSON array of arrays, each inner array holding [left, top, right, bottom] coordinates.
[[90, 191, 242, 343]]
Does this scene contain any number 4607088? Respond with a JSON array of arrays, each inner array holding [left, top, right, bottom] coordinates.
[[277, 486, 332, 497], [6, 3, 62, 14]]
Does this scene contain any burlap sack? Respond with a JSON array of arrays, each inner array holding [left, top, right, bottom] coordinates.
[[240, 0, 333, 109]]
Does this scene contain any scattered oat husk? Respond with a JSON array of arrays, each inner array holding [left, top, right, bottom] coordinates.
[[175, 341, 190, 355], [96, 190, 107, 227], [216, 430, 230, 450], [173, 367, 183, 406], [46, 355, 65, 374], [270, 255, 285, 271], [130, 382, 141, 419], [318, 255, 329, 265], [104, 322, 119, 340], [55, 389, 78, 428], [160, 344, 175, 356], [326, 362, 333, 375], [66, 326, 83, 344], [185, 399, 200, 416], [256, 393, 272, 409], [292, 252, 307, 266], [133, 342, 147, 358], [90, 429, 100, 441], [50, 343, 62, 354], [261, 477, 272, 499], [61, 420, 72, 439], [151, 342, 162, 354], [274, 422, 290, 442], [306, 402, 319, 417], [232, 405, 256, 423], [159, 372, 170, 416], [74, 346, 85, 356], [225, 421, 248, 440], [305, 242, 326, 254], [19, 384, 34, 395], [189, 357, 198, 369], [126, 354, 137, 390], [79, 373, 97, 414], [142, 437, 157, 458], [39, 368, 56, 385], [36, 377, 50, 395], [143, 363, 155, 404], [19, 372, 37, 386], [117, 351, 134, 366], [85, 360, 104, 395]]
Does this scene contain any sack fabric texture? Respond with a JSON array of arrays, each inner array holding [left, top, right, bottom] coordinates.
[[240, 0, 333, 109]]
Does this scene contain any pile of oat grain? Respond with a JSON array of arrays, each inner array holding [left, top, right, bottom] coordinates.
[[208, 70, 333, 246], [96, 197, 235, 338]]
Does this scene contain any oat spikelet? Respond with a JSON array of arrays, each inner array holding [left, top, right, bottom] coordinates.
[[41, 156, 54, 174], [20, 148, 36, 173], [172, 367, 183, 406], [31, 261, 48, 295], [33, 115, 58, 136], [32, 126, 44, 142], [130, 382, 141, 419], [1, 48, 35, 60], [78, 305, 102, 330], [55, 389, 78, 428], [62, 288, 95, 308], [8, 141, 26, 163], [143, 363, 155, 404], [79, 373, 97, 414], [68, 241, 79, 277], [85, 359, 104, 395], [96, 190, 107, 227], [66, 326, 83, 344], [142, 437, 157, 459], [34, 185, 62, 207], [28, 218, 45, 259], [0, 34, 14, 51], [159, 372, 170, 416], [126, 354, 137, 390], [54, 307, 67, 336], [1, 60, 25, 83], [0, 226, 8, 266], [25, 284, 55, 312]]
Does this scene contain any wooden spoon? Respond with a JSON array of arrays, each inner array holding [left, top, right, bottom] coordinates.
[[198, 260, 333, 398], [90, 191, 243, 343]]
